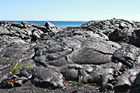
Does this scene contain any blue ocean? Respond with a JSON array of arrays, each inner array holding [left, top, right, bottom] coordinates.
[[3, 21, 87, 28]]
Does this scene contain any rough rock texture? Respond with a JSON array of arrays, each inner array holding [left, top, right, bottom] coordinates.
[[45, 22, 61, 33], [81, 18, 140, 47], [1, 19, 140, 93]]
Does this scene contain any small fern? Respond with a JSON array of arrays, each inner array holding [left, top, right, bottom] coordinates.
[[7, 60, 32, 83], [78, 75, 82, 87]]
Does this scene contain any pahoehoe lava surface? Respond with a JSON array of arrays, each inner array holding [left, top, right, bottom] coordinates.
[[1, 19, 140, 93]]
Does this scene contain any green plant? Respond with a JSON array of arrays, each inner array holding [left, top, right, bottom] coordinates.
[[78, 75, 82, 88], [7, 60, 32, 83]]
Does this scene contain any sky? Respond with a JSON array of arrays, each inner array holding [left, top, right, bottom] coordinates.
[[0, 0, 140, 21]]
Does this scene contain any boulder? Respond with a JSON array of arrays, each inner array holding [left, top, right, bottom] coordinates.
[[32, 29, 44, 39], [113, 43, 140, 68], [21, 21, 46, 31], [45, 22, 61, 32], [31, 67, 64, 88]]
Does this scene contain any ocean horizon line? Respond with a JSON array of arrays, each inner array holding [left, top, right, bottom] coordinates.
[[1, 19, 139, 22], [0, 20, 88, 22]]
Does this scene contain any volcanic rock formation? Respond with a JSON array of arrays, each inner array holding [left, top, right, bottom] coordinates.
[[0, 19, 140, 93]]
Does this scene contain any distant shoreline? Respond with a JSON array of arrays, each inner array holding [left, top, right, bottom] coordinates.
[[0, 21, 87, 28]]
